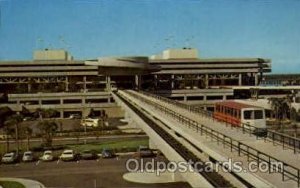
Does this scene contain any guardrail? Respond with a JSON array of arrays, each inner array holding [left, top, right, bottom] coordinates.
[[139, 90, 300, 154], [115, 91, 232, 187], [268, 131, 300, 154], [124, 90, 300, 186]]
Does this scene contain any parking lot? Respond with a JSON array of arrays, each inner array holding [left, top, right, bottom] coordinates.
[[0, 155, 191, 188]]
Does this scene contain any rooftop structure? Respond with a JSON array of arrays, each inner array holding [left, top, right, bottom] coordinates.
[[33, 49, 73, 61]]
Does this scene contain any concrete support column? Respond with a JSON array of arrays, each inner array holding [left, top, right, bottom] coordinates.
[[60, 110, 64, 118], [83, 76, 87, 92], [60, 98, 63, 104], [205, 74, 209, 88], [184, 95, 187, 102], [124, 111, 130, 120], [106, 76, 111, 92], [135, 75, 141, 90], [154, 75, 158, 89], [27, 79, 32, 93], [254, 73, 259, 86], [149, 139, 158, 150], [171, 74, 175, 89], [65, 76, 69, 92], [238, 74, 242, 86], [223, 95, 226, 100], [108, 96, 111, 103]]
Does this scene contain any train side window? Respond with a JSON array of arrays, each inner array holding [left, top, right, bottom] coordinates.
[[243, 110, 252, 120], [233, 109, 236, 118]]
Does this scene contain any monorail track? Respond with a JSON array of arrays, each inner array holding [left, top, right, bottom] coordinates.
[[115, 91, 232, 187]]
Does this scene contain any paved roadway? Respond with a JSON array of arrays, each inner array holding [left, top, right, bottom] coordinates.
[[0, 156, 191, 188]]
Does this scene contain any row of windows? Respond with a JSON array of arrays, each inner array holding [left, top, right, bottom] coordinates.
[[243, 110, 263, 120], [215, 105, 241, 119], [216, 104, 264, 120]]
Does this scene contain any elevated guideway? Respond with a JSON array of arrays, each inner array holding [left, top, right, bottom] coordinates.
[[112, 91, 231, 188], [123, 90, 300, 187], [114, 90, 276, 187]]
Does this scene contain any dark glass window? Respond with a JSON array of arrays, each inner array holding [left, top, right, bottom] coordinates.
[[243, 110, 252, 120], [254, 110, 263, 119]]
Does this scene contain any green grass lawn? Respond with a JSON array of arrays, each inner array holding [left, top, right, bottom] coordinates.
[[0, 181, 25, 188], [67, 138, 149, 153]]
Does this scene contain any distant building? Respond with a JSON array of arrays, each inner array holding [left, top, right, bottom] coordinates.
[[0, 48, 273, 115]]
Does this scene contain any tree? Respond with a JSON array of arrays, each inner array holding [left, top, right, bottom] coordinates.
[[34, 108, 59, 119], [38, 120, 58, 147], [4, 114, 23, 153], [25, 126, 33, 151], [3, 125, 14, 152], [88, 108, 96, 118], [268, 97, 291, 131], [0, 106, 13, 127]]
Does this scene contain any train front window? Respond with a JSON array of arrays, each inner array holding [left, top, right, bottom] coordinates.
[[243, 110, 252, 120], [254, 110, 263, 119]]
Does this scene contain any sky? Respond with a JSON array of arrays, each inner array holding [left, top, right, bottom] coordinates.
[[0, 0, 300, 73]]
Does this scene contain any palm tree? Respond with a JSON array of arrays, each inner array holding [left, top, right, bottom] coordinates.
[[25, 126, 33, 151], [4, 114, 23, 153], [3, 125, 14, 152], [268, 97, 291, 131], [38, 120, 58, 147]]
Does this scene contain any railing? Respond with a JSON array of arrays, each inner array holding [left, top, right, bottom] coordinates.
[[123, 90, 300, 186], [115, 91, 232, 187], [139, 90, 300, 154], [267, 131, 300, 154]]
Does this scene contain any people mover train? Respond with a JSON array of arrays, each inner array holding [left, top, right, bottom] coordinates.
[[213, 101, 267, 134]]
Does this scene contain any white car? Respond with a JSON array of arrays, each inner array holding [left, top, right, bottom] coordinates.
[[41, 150, 54, 161], [22, 151, 34, 162], [60, 149, 76, 161], [1, 152, 18, 163]]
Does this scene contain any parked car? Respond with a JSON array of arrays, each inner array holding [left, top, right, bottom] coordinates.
[[1, 152, 18, 164], [136, 146, 155, 158], [22, 151, 34, 162], [80, 150, 98, 160], [69, 114, 81, 119], [23, 117, 35, 121], [101, 148, 115, 158], [41, 150, 54, 161], [60, 149, 76, 161]]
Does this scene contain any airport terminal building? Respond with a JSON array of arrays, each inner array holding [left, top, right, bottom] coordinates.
[[0, 48, 272, 117]]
